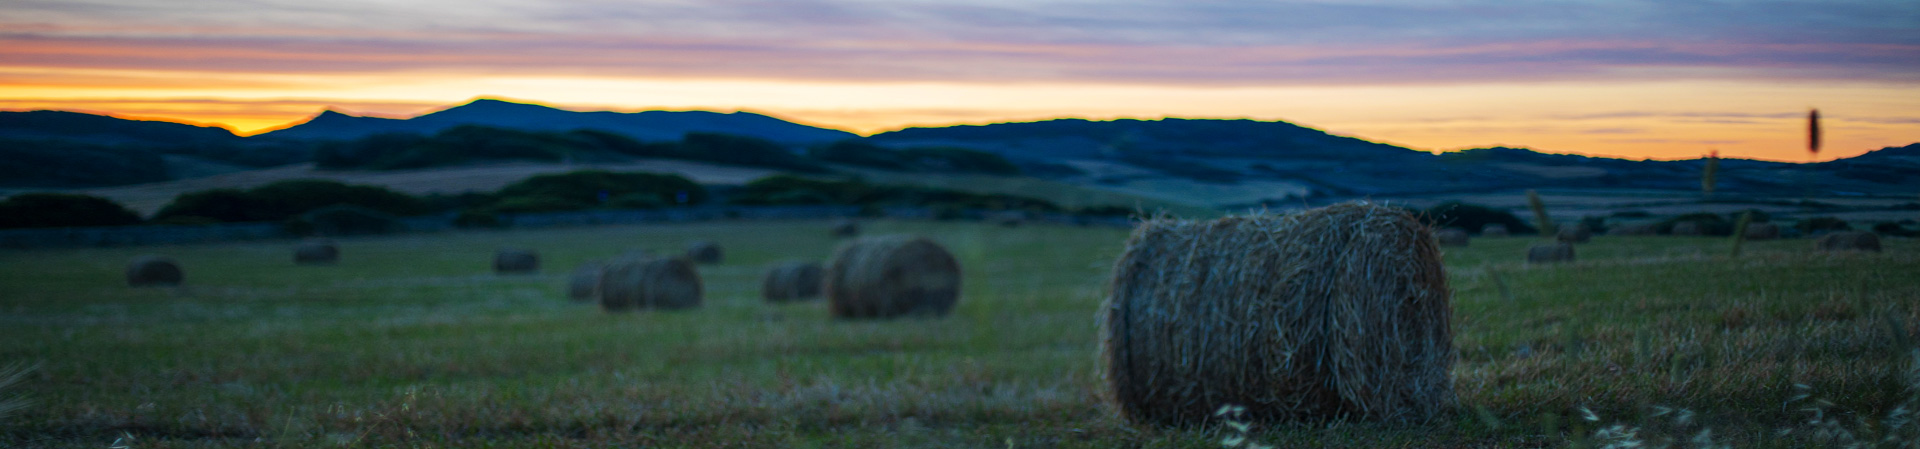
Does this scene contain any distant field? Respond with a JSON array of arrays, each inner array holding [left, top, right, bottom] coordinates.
[[1, 219, 1915, 447]]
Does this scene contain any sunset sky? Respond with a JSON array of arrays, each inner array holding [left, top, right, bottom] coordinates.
[[2, 0, 1916, 162]]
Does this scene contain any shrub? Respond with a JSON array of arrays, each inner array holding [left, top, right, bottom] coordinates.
[[1658, 213, 1732, 236], [153, 180, 427, 223], [680, 132, 824, 172], [1421, 201, 1537, 235], [493, 170, 706, 211], [0, 193, 142, 229], [1796, 216, 1851, 235]]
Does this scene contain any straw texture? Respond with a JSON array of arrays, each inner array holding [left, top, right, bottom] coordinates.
[[824, 235, 962, 319], [127, 255, 183, 287], [762, 261, 824, 302], [1816, 231, 1881, 252], [494, 249, 539, 274], [1100, 202, 1454, 426], [293, 239, 339, 265], [599, 256, 702, 311]]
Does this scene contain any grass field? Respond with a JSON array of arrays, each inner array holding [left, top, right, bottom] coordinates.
[[1, 219, 1915, 448]]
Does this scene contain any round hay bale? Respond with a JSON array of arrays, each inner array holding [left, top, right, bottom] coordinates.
[[1480, 223, 1510, 237], [293, 239, 339, 265], [762, 260, 824, 302], [1556, 224, 1592, 243], [126, 255, 183, 287], [1671, 221, 1704, 236], [494, 248, 539, 274], [1101, 202, 1454, 425], [1745, 222, 1781, 240], [1527, 242, 1576, 263], [567, 262, 604, 301], [1816, 231, 1881, 252], [1435, 228, 1470, 247], [831, 219, 861, 237], [598, 256, 702, 311], [824, 235, 962, 319], [1608, 223, 1655, 236], [685, 241, 723, 264], [990, 210, 1029, 228]]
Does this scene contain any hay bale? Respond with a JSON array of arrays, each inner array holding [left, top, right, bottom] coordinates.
[[1608, 224, 1655, 236], [293, 239, 339, 265], [126, 255, 183, 287], [685, 241, 723, 264], [762, 260, 824, 302], [567, 262, 604, 301], [494, 248, 539, 274], [1745, 223, 1781, 240], [1556, 224, 1592, 243], [1816, 231, 1881, 252], [1435, 228, 1470, 247], [1101, 202, 1453, 425], [1527, 242, 1576, 263], [824, 235, 962, 319], [831, 219, 861, 237], [990, 210, 1028, 228], [598, 255, 702, 311], [1480, 223, 1510, 237], [1671, 221, 1704, 236]]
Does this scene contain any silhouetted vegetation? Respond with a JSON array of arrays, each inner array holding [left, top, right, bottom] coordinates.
[[0, 138, 169, 187], [1421, 201, 1536, 235], [480, 170, 706, 214], [313, 126, 827, 172], [728, 175, 1061, 212], [0, 193, 143, 229], [154, 180, 428, 223], [288, 205, 404, 236], [1795, 216, 1851, 235], [1658, 213, 1733, 236], [808, 140, 1021, 175]]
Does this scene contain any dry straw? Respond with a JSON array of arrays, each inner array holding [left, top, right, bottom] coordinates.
[[293, 239, 339, 265], [1481, 223, 1510, 237], [1527, 242, 1576, 264], [126, 255, 183, 287], [1436, 228, 1470, 247], [1816, 231, 1881, 252], [567, 261, 603, 301], [599, 255, 702, 311], [685, 241, 724, 264], [1729, 211, 1754, 257], [1701, 150, 1720, 199], [1744, 222, 1780, 240], [1557, 223, 1593, 244], [494, 248, 539, 274], [762, 260, 824, 302], [1527, 190, 1557, 237], [824, 235, 962, 319], [1100, 202, 1454, 425]]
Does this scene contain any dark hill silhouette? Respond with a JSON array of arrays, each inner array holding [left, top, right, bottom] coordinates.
[[260, 98, 858, 144], [0, 110, 240, 145], [869, 117, 1420, 162]]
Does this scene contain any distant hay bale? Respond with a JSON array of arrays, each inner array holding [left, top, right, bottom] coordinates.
[[1435, 228, 1470, 247], [991, 210, 1029, 228], [824, 235, 962, 319], [1101, 202, 1454, 425], [126, 255, 183, 287], [1481, 223, 1510, 237], [1671, 221, 1704, 236], [1527, 242, 1576, 264], [762, 260, 824, 302], [293, 239, 339, 265], [1556, 224, 1592, 243], [831, 219, 861, 237], [1745, 223, 1781, 240], [598, 255, 702, 311], [494, 248, 539, 274], [1816, 231, 1881, 252], [1608, 224, 1656, 236], [685, 241, 723, 264], [567, 262, 603, 301]]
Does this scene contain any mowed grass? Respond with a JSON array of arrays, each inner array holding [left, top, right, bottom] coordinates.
[[0, 220, 1915, 448]]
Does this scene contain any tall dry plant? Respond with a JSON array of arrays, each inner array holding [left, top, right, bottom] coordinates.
[[1701, 150, 1720, 199], [1808, 108, 1822, 158], [1527, 190, 1556, 237], [0, 362, 32, 422], [1729, 210, 1753, 257]]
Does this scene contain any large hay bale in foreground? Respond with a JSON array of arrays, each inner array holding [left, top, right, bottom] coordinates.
[[831, 219, 861, 237], [1671, 221, 1704, 236], [1435, 228, 1470, 247], [1745, 223, 1781, 240], [685, 241, 723, 264], [824, 235, 962, 319], [1102, 202, 1454, 425], [567, 262, 604, 301], [127, 256, 183, 287], [1527, 242, 1576, 263], [293, 239, 339, 265], [1481, 223, 1510, 237], [494, 248, 539, 274], [598, 256, 702, 311], [1816, 231, 1881, 252], [1608, 223, 1655, 236], [762, 261, 824, 302], [1556, 224, 1592, 243]]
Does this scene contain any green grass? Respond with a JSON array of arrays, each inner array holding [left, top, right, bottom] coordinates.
[[0, 222, 1914, 448]]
